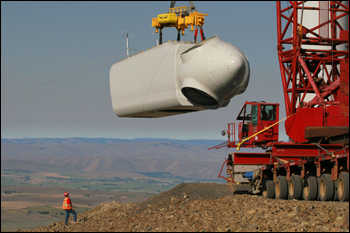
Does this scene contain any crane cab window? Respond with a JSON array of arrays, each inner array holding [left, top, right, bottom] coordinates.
[[237, 103, 258, 126], [260, 105, 276, 121], [237, 104, 252, 121], [251, 105, 258, 126]]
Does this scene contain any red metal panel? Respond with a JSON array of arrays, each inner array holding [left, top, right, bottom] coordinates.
[[339, 59, 349, 125], [232, 152, 271, 165], [272, 143, 344, 161], [285, 107, 324, 143], [326, 105, 341, 126]]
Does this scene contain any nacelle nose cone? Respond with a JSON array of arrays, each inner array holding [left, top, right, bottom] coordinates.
[[178, 36, 250, 106], [209, 44, 249, 90]]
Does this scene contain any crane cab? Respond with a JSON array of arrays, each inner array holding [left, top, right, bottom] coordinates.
[[236, 101, 279, 148]]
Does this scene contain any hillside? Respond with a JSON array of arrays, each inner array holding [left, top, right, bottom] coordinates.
[[1, 137, 263, 160], [2, 137, 263, 180], [23, 183, 349, 232], [0, 138, 227, 147], [1, 157, 222, 180], [0, 142, 222, 160], [1, 138, 231, 161], [0, 158, 74, 174]]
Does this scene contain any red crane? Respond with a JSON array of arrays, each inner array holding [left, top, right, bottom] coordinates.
[[211, 1, 349, 202], [277, 1, 349, 143]]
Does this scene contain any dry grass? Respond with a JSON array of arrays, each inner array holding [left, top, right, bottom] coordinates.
[[36, 172, 70, 179], [10, 192, 64, 198], [1, 174, 18, 177], [1, 201, 46, 210], [84, 171, 151, 179], [27, 177, 51, 184]]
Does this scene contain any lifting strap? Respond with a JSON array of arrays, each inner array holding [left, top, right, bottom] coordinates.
[[236, 114, 294, 151]]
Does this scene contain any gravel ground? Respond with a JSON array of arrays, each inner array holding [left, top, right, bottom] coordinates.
[[23, 183, 349, 232], [134, 183, 232, 214]]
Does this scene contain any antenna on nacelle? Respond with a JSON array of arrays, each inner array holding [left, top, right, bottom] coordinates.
[[122, 29, 133, 58], [152, 32, 159, 46]]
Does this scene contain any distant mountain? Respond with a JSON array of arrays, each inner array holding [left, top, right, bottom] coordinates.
[[0, 137, 227, 147], [1, 138, 264, 180], [0, 157, 223, 180], [1, 158, 75, 174], [1, 141, 227, 160]]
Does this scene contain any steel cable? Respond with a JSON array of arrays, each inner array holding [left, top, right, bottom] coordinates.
[[1, 56, 124, 87], [1, 56, 125, 98]]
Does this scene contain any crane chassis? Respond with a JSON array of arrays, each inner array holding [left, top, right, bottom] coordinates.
[[210, 1, 349, 202]]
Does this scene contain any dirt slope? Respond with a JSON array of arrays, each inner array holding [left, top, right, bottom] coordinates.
[[22, 183, 349, 232]]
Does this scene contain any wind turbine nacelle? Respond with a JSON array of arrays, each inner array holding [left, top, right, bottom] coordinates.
[[110, 36, 250, 118]]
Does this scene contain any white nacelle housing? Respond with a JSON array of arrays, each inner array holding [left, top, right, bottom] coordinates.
[[110, 36, 250, 118]]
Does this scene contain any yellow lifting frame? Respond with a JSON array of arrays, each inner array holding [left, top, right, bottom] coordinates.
[[152, 5, 208, 35]]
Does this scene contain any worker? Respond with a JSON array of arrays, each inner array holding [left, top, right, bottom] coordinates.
[[62, 192, 77, 226]]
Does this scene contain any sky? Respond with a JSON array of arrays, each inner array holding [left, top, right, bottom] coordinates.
[[1, 1, 289, 140]]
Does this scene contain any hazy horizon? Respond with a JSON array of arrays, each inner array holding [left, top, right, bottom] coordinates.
[[2, 2, 289, 141]]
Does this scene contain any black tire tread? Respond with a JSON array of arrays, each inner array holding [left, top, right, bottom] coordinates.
[[338, 173, 349, 202], [289, 175, 302, 200], [275, 176, 288, 200], [303, 176, 317, 201], [319, 174, 334, 201]]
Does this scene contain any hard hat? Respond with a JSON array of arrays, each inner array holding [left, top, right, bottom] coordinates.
[[64, 192, 69, 197]]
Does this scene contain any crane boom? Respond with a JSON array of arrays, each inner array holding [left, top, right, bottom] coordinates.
[[211, 1, 349, 202]]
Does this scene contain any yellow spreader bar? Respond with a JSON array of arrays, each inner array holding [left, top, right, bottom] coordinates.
[[236, 114, 293, 151]]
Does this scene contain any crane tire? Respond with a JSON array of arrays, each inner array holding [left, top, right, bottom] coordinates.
[[262, 178, 274, 198], [275, 176, 288, 199], [337, 173, 349, 202], [317, 177, 322, 201], [319, 174, 334, 201], [333, 180, 338, 201], [303, 176, 317, 201], [288, 175, 302, 200], [266, 180, 275, 199]]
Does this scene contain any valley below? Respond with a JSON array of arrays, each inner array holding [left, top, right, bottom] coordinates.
[[1, 137, 231, 231]]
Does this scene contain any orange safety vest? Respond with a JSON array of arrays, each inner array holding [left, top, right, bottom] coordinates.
[[62, 197, 72, 210]]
